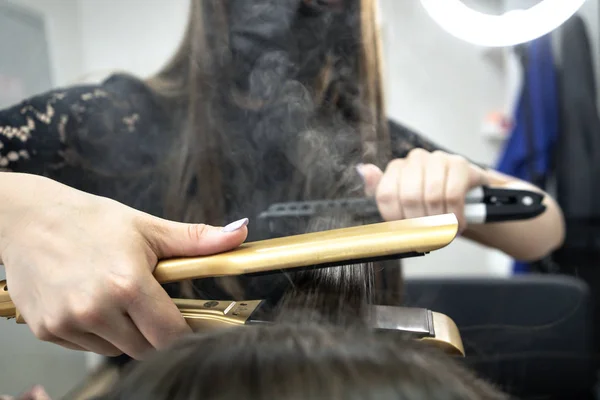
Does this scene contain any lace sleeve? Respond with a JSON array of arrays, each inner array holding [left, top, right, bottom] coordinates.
[[0, 85, 97, 173], [0, 74, 158, 176]]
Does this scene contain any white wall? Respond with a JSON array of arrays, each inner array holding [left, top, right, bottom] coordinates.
[[378, 0, 512, 278], [6, 0, 83, 87], [77, 0, 190, 82]]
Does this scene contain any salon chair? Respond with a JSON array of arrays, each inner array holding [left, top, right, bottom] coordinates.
[[404, 274, 596, 399]]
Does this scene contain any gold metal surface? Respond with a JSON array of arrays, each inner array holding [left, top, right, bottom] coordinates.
[[154, 214, 459, 283], [1, 280, 25, 322], [422, 312, 465, 356], [1, 290, 465, 357], [178, 299, 465, 357], [0, 279, 15, 318], [175, 299, 262, 331]]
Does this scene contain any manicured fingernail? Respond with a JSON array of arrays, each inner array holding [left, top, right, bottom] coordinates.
[[222, 218, 249, 233], [356, 164, 365, 182]]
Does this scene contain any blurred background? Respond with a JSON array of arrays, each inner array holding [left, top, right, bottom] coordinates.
[[1, 0, 598, 397]]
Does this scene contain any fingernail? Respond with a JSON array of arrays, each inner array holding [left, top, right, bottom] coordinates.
[[222, 218, 249, 233], [355, 164, 365, 182]]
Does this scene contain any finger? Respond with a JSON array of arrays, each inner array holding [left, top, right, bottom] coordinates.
[[26, 315, 87, 352], [356, 163, 383, 197], [24, 300, 122, 357], [126, 276, 191, 351], [423, 151, 449, 216], [468, 163, 490, 188], [30, 301, 123, 357], [141, 216, 249, 260], [376, 160, 404, 221], [399, 151, 426, 219], [90, 311, 153, 360], [54, 331, 123, 358], [50, 339, 86, 352], [445, 158, 472, 231]]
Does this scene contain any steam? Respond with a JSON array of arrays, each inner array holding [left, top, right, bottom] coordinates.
[[180, 0, 377, 306]]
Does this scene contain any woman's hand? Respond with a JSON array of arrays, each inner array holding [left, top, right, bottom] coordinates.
[[357, 148, 488, 233], [0, 173, 248, 360], [1, 385, 51, 400]]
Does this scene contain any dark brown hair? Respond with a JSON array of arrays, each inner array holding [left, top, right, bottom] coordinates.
[[145, 0, 401, 303], [95, 321, 509, 400], [147, 0, 390, 226]]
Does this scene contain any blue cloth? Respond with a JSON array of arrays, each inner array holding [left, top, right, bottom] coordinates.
[[495, 34, 559, 273]]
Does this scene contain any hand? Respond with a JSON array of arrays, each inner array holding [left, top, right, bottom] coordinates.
[[357, 149, 488, 233], [1, 385, 52, 400], [0, 174, 248, 360]]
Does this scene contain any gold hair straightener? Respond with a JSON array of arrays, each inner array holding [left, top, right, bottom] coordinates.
[[0, 214, 463, 355], [173, 298, 464, 356]]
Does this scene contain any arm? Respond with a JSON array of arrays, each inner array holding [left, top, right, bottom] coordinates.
[[462, 169, 565, 261], [0, 74, 162, 176], [386, 119, 564, 262], [0, 82, 105, 174]]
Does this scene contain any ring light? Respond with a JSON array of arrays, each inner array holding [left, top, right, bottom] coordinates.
[[419, 0, 586, 47]]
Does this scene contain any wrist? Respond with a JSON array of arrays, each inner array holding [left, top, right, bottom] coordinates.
[[0, 173, 59, 260]]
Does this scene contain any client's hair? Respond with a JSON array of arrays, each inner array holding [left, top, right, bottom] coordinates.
[[95, 322, 508, 400]]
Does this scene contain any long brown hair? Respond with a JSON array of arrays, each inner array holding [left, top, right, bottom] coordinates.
[[145, 0, 402, 303], [147, 0, 390, 226]]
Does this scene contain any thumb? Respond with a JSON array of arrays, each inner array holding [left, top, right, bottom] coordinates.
[[357, 163, 384, 197], [144, 217, 249, 259]]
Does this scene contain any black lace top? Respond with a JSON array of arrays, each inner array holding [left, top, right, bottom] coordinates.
[[0, 74, 176, 218], [0, 74, 447, 206]]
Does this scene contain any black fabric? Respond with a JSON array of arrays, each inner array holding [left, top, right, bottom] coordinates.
[[552, 15, 600, 373], [0, 74, 173, 219], [404, 275, 595, 399], [554, 15, 600, 257]]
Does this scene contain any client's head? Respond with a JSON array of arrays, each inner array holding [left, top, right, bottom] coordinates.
[[96, 321, 508, 400]]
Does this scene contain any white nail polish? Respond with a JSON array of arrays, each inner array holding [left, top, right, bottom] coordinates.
[[222, 218, 249, 233], [356, 164, 365, 181]]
